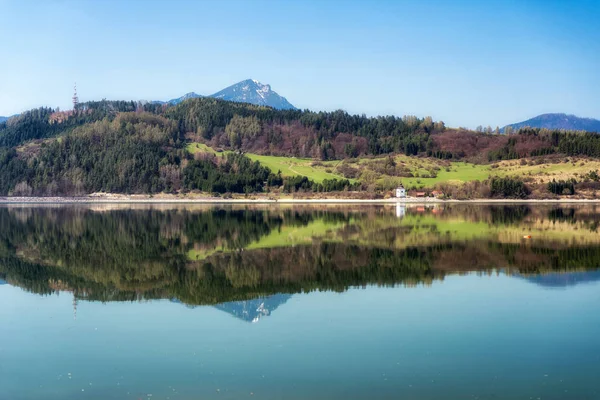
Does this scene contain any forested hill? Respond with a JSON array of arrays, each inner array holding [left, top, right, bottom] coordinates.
[[164, 97, 446, 158], [0, 101, 139, 147], [1, 97, 600, 197]]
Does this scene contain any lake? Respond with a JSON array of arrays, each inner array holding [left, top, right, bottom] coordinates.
[[1, 204, 599, 400]]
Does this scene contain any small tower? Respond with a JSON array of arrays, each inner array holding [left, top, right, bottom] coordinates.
[[72, 83, 79, 110]]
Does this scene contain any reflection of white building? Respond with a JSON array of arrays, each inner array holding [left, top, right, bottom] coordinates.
[[396, 204, 406, 218], [395, 186, 406, 198]]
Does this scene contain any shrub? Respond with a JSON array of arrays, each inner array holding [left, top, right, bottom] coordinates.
[[548, 179, 576, 195], [490, 177, 529, 199]]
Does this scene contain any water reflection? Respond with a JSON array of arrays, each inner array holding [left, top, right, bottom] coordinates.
[[516, 270, 600, 288], [214, 294, 292, 323], [1, 204, 600, 312]]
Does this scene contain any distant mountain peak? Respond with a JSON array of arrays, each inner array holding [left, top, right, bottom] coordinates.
[[503, 113, 600, 133], [153, 79, 296, 110], [210, 79, 296, 110]]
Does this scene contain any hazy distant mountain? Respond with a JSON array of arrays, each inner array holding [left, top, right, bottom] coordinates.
[[503, 113, 600, 133], [515, 271, 600, 288], [214, 294, 292, 323], [164, 92, 203, 105], [0, 115, 16, 123], [210, 79, 296, 110], [0, 114, 19, 123]]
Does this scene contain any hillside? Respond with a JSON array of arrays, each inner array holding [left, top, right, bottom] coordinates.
[[503, 113, 600, 133], [1, 97, 600, 199], [0, 117, 7, 123]]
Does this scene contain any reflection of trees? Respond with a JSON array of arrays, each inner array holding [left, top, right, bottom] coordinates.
[[489, 205, 531, 225], [3, 240, 600, 306], [548, 207, 577, 223], [420, 204, 600, 231], [0, 243, 437, 305], [0, 206, 599, 306], [547, 207, 600, 232]]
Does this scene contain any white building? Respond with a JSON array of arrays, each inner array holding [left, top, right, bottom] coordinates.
[[395, 186, 406, 198]]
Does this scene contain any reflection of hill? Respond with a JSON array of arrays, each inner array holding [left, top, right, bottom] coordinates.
[[3, 241, 600, 307], [0, 204, 599, 307], [515, 271, 600, 288], [214, 294, 292, 323]]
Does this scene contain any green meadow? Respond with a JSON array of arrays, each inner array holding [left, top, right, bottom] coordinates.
[[186, 142, 600, 189]]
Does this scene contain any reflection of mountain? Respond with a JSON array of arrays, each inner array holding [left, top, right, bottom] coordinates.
[[515, 271, 600, 288], [214, 294, 292, 323], [170, 294, 291, 323]]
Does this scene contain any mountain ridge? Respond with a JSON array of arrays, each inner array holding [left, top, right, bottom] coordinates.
[[154, 79, 296, 109], [503, 113, 600, 133]]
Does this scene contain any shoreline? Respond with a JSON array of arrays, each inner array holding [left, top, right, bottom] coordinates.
[[2, 196, 600, 204]]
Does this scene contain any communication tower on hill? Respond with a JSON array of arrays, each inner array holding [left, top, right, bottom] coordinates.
[[72, 83, 79, 110]]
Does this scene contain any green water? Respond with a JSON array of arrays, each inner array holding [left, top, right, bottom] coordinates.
[[1, 204, 599, 399]]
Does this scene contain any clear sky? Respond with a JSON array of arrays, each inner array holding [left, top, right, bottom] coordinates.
[[0, 0, 598, 128]]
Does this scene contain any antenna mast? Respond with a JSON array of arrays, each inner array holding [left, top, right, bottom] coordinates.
[[72, 83, 79, 110]]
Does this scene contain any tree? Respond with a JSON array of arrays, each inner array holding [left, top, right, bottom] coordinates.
[[11, 181, 33, 196]]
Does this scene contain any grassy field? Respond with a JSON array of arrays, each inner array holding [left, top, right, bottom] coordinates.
[[365, 155, 600, 189], [352, 155, 491, 189], [186, 142, 221, 155], [396, 162, 490, 189], [186, 142, 348, 183], [494, 158, 600, 184], [185, 142, 600, 190], [245, 154, 348, 183]]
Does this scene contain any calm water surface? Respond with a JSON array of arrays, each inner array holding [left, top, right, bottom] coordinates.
[[1, 204, 599, 399]]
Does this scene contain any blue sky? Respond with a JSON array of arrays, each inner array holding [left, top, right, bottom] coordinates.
[[0, 0, 598, 128]]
